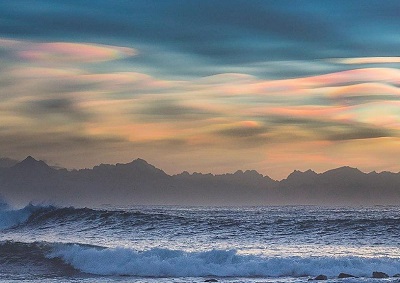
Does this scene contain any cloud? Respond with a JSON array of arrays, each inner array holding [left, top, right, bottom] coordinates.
[[263, 115, 398, 142], [216, 121, 268, 138], [326, 125, 394, 141], [3, 65, 174, 101], [0, 38, 20, 47], [2, 40, 399, 150], [77, 72, 175, 95], [326, 83, 400, 106], [9, 66, 84, 79], [22, 97, 92, 122], [332, 57, 400, 65], [195, 68, 400, 100], [0, 38, 137, 63], [2, 0, 398, 69], [266, 115, 397, 141], [1, 1, 400, 179], [138, 100, 216, 122], [19, 42, 136, 63]]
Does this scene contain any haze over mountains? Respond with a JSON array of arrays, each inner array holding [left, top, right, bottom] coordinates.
[[1, 156, 399, 207]]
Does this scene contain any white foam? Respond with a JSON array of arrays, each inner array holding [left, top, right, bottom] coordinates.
[[48, 245, 400, 277]]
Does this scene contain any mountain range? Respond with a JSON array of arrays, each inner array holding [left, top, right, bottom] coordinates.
[[0, 156, 399, 207]]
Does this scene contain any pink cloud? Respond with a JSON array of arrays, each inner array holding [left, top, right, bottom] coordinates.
[[19, 42, 137, 63], [0, 38, 137, 63]]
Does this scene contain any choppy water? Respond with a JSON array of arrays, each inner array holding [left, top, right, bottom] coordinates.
[[1, 203, 400, 282]]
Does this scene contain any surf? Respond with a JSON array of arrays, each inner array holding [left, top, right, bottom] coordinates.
[[1, 241, 400, 278]]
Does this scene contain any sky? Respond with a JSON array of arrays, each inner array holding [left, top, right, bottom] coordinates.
[[0, 0, 400, 179]]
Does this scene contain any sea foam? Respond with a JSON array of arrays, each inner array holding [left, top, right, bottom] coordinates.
[[48, 245, 400, 277]]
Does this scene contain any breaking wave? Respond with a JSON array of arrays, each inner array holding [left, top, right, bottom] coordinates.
[[2, 241, 399, 278], [1, 201, 400, 279], [48, 245, 400, 277]]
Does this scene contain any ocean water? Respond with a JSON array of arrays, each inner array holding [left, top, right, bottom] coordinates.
[[1, 203, 400, 283]]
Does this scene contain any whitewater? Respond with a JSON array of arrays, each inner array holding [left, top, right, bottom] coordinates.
[[1, 203, 400, 283]]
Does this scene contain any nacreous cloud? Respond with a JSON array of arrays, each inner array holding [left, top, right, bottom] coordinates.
[[1, 36, 400, 178], [0, 38, 137, 63], [332, 57, 400, 65]]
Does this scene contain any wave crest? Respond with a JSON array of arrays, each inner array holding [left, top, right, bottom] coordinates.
[[0, 204, 46, 229], [48, 244, 400, 277], [1, 241, 400, 278], [0, 203, 192, 231]]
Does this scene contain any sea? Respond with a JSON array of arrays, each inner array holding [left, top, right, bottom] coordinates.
[[1, 203, 400, 283]]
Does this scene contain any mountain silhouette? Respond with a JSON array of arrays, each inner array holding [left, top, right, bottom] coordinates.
[[12, 156, 54, 174], [0, 156, 400, 207]]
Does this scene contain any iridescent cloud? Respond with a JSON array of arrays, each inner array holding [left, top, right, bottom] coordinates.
[[0, 38, 137, 63], [333, 57, 400, 64], [1, 34, 400, 178]]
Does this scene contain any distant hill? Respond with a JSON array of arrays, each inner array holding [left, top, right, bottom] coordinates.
[[0, 156, 399, 207]]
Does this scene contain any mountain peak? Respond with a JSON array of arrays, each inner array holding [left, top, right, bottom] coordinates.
[[283, 169, 318, 184], [16, 156, 40, 166], [323, 166, 363, 176], [287, 169, 317, 178], [114, 158, 168, 177], [124, 158, 153, 169], [132, 158, 149, 165], [23, 155, 36, 162], [12, 156, 52, 173]]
